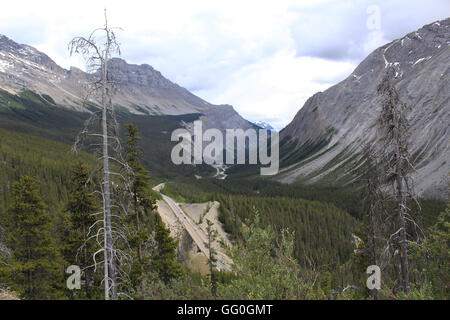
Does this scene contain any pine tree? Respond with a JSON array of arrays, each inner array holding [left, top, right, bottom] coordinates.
[[66, 162, 99, 298], [2, 175, 64, 299], [151, 219, 183, 283], [411, 201, 449, 299], [219, 214, 321, 299], [124, 124, 152, 262], [123, 124, 158, 290]]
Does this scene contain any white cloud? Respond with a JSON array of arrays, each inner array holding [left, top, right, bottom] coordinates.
[[196, 50, 355, 130], [0, 0, 448, 130]]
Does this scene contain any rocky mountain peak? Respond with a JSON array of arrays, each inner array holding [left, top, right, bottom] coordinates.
[[0, 34, 254, 135], [107, 57, 176, 90], [0, 34, 63, 74], [254, 121, 275, 131], [277, 18, 450, 199], [0, 35, 210, 113], [351, 18, 450, 82]]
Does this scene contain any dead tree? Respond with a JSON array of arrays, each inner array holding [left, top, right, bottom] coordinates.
[[377, 67, 418, 295], [69, 10, 132, 300], [360, 143, 385, 299]]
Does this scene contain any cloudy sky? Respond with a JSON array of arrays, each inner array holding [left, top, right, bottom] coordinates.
[[0, 0, 448, 129]]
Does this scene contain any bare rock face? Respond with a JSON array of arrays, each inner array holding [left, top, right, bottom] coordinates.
[[278, 19, 450, 199], [0, 35, 253, 130]]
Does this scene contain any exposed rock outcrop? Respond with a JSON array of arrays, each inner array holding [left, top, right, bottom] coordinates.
[[277, 19, 450, 199]]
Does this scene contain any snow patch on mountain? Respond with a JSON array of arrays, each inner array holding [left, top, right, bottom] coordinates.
[[253, 121, 276, 131]]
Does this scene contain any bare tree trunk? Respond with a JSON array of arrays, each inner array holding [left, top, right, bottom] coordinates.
[[369, 208, 379, 300], [392, 99, 409, 295], [102, 86, 111, 300], [101, 42, 118, 299], [363, 145, 381, 300], [135, 196, 142, 262], [396, 165, 409, 295], [83, 223, 90, 298]]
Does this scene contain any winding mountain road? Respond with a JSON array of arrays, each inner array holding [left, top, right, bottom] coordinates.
[[153, 183, 231, 271]]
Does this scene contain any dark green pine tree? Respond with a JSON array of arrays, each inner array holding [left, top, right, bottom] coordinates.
[[152, 218, 183, 283], [410, 201, 449, 299], [124, 123, 158, 289], [65, 161, 99, 299], [2, 175, 65, 299], [125, 124, 149, 261]]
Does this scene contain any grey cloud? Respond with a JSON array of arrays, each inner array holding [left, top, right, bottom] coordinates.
[[1, 21, 50, 47], [1, 0, 447, 129], [290, 0, 449, 62], [121, 13, 282, 94], [290, 1, 372, 61], [379, 0, 449, 39]]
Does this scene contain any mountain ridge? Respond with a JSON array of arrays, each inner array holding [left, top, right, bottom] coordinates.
[[277, 18, 450, 199], [0, 34, 253, 131]]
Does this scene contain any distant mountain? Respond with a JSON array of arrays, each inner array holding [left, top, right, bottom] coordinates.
[[277, 18, 450, 199], [0, 34, 253, 132], [253, 121, 275, 131]]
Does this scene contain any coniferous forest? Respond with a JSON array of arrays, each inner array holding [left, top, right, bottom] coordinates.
[[0, 122, 447, 300], [0, 4, 449, 304]]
